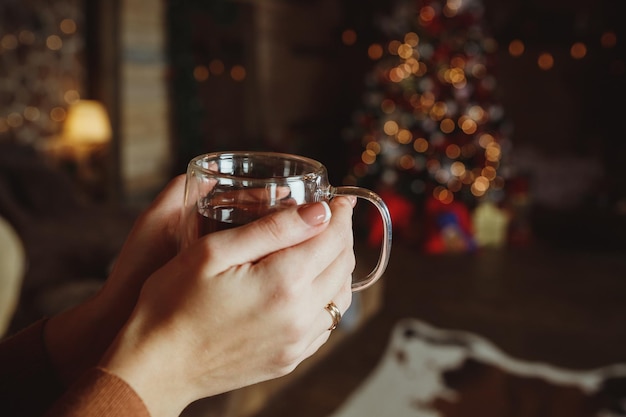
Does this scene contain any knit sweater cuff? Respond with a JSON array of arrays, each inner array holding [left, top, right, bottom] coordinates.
[[45, 367, 151, 417]]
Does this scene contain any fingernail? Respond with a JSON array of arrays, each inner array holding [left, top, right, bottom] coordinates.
[[298, 201, 331, 226], [347, 196, 357, 207]]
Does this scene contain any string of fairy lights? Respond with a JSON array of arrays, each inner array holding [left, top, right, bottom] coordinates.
[[507, 31, 620, 72], [0, 0, 621, 165]]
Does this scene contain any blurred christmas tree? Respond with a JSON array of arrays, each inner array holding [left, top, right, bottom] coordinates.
[[345, 0, 512, 248]]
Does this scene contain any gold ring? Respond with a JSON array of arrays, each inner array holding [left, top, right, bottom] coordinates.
[[325, 301, 342, 331]]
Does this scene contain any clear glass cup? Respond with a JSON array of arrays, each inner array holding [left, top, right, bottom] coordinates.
[[180, 151, 392, 291]]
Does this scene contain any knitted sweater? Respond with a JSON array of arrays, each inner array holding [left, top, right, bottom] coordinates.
[[0, 320, 150, 417]]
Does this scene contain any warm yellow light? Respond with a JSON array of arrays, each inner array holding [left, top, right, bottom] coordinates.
[[478, 133, 495, 148], [434, 186, 454, 204], [443, 5, 458, 18], [468, 105, 485, 122], [450, 161, 466, 177], [451, 56, 466, 69], [461, 118, 477, 134], [50, 107, 67, 122], [362, 150, 376, 164], [388, 40, 401, 55], [446, 0, 462, 13], [420, 92, 435, 108], [419, 6, 436, 25], [194, 65, 209, 81], [397, 129, 413, 144], [342, 29, 357, 46], [446, 144, 461, 159], [414, 137, 429, 153], [230, 65, 246, 81], [1, 34, 18, 50], [601, 32, 617, 48], [416, 62, 428, 76], [570, 42, 587, 59], [430, 102, 447, 120], [404, 32, 419, 47], [64, 90, 81, 104], [6, 112, 23, 128], [60, 19, 77, 34], [62, 100, 112, 145], [406, 58, 421, 74], [368, 44, 384, 60], [538, 53, 554, 70], [471, 63, 486, 78], [46, 35, 63, 51], [384, 120, 399, 136], [471, 176, 490, 197], [485, 143, 501, 161], [481, 166, 497, 180], [399, 155, 415, 170], [448, 67, 465, 84], [366, 141, 381, 154], [509, 40, 524, 57], [398, 43, 414, 59], [389, 67, 405, 82], [440, 118, 455, 134]]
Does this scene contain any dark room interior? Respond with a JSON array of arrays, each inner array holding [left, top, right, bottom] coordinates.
[[1, 0, 625, 416]]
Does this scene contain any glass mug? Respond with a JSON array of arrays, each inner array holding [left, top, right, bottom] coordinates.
[[180, 151, 392, 291]]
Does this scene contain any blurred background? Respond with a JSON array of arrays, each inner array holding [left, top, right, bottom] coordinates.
[[1, 0, 625, 416]]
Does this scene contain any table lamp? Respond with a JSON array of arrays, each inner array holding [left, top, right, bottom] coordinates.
[[61, 99, 112, 148]]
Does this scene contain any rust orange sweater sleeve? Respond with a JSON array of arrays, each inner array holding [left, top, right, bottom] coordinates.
[[45, 367, 150, 417], [0, 320, 150, 417], [0, 319, 64, 416]]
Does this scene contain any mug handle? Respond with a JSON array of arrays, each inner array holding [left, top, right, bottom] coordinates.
[[332, 186, 392, 292]]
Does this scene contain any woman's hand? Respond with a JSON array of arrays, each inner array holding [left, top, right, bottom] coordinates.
[[100, 197, 356, 417], [44, 176, 187, 385]]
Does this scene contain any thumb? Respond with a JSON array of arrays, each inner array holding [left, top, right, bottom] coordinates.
[[190, 201, 332, 274]]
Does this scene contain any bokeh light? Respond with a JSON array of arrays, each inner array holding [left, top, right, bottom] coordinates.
[[508, 39, 525, 57], [368, 43, 384, 60], [342, 29, 357, 46], [60, 18, 77, 34], [230, 65, 246, 81], [414, 137, 429, 153], [440, 118, 455, 133], [538, 52, 554, 70], [570, 42, 587, 59], [601, 31, 617, 48], [46, 35, 63, 51], [194, 65, 209, 81], [209, 59, 225, 75], [384, 120, 399, 136]]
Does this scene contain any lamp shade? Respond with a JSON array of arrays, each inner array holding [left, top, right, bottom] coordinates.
[[62, 100, 112, 145]]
